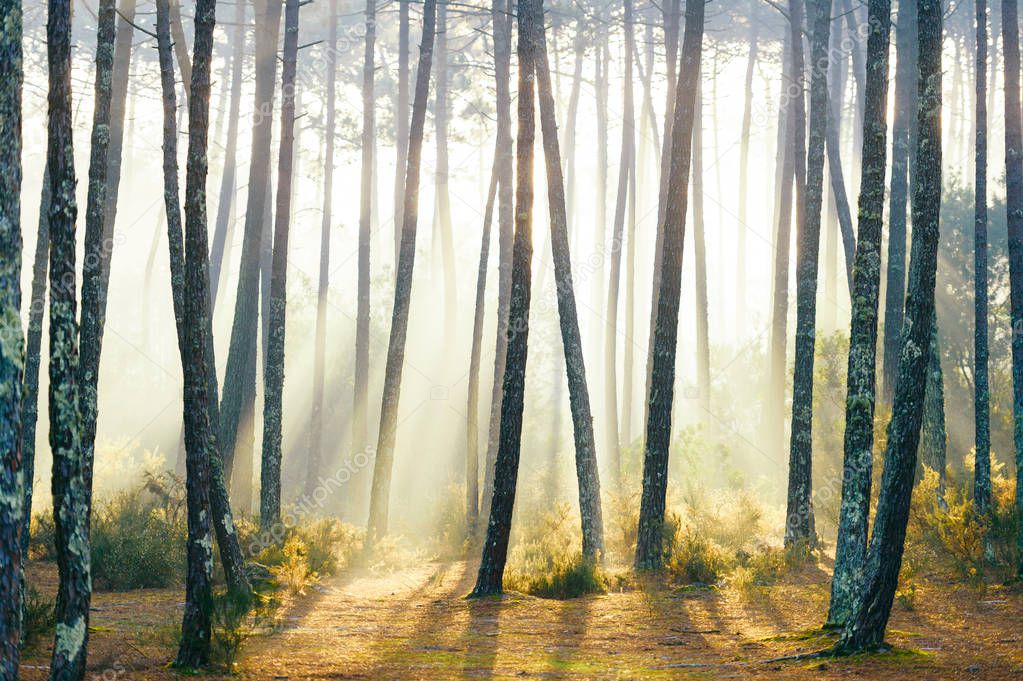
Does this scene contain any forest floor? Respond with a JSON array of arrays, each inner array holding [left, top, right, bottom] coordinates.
[[19, 558, 1023, 680]]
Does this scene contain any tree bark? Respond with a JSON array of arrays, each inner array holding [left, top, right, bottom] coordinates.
[[974, 0, 991, 521], [785, 0, 831, 549], [0, 0, 23, 673], [480, 0, 514, 528], [605, 0, 636, 482], [45, 0, 90, 675], [353, 0, 375, 475], [308, 0, 338, 497], [826, 0, 892, 630], [220, 0, 283, 496], [260, 0, 300, 533], [471, 0, 539, 596], [534, 6, 605, 560], [634, 0, 704, 570], [366, 0, 437, 541], [835, 0, 941, 651], [881, 0, 917, 403], [209, 0, 248, 311]]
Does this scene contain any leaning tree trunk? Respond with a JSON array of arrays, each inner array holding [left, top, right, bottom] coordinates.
[[220, 0, 282, 500], [835, 0, 941, 651], [0, 0, 23, 673], [974, 0, 991, 521], [480, 0, 514, 527], [605, 0, 636, 481], [826, 0, 892, 630], [353, 0, 375, 473], [692, 85, 710, 417], [881, 0, 917, 403], [260, 0, 299, 533], [785, 0, 831, 550], [366, 0, 437, 541], [534, 8, 606, 560], [308, 0, 338, 497], [46, 0, 90, 676], [1004, 0, 1023, 580], [634, 0, 705, 570], [471, 0, 540, 596]]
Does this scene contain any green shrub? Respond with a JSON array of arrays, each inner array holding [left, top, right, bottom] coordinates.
[[505, 552, 607, 599], [732, 545, 788, 592], [90, 488, 187, 590], [664, 519, 729, 586]]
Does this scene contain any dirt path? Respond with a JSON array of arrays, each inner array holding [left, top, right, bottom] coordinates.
[[235, 560, 1023, 680], [19, 559, 1023, 679]]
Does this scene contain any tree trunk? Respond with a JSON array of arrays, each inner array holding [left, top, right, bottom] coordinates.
[[260, 0, 299, 533], [209, 0, 248, 311], [974, 0, 991, 522], [882, 0, 917, 403], [169, 0, 192, 100], [765, 35, 795, 464], [605, 0, 636, 481], [0, 0, 22, 672], [921, 320, 947, 493], [467, 156, 499, 531], [534, 6, 605, 560], [692, 84, 710, 415], [394, 0, 410, 266], [353, 0, 375, 476], [308, 0, 338, 497], [45, 0, 90, 674], [366, 0, 437, 541], [835, 0, 941, 651], [644, 0, 681, 431], [471, 0, 539, 596], [785, 0, 831, 549], [480, 0, 514, 528], [562, 19, 584, 241], [826, 0, 892, 630], [220, 0, 282, 495], [1003, 0, 1023, 581], [19, 175, 48, 606], [172, 0, 223, 665], [79, 0, 135, 515], [736, 4, 758, 338], [434, 0, 456, 334], [634, 0, 704, 570]]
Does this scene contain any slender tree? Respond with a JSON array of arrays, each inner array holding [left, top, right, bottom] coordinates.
[[881, 0, 917, 402], [471, 0, 540, 595], [209, 0, 248, 309], [534, 5, 605, 560], [974, 0, 991, 522], [634, 0, 705, 570], [835, 0, 942, 651], [826, 0, 892, 629], [308, 0, 338, 497], [605, 0, 636, 480], [366, 0, 438, 540], [434, 0, 456, 334], [394, 0, 410, 265], [1003, 0, 1023, 579], [46, 0, 90, 675], [0, 0, 23, 673], [736, 2, 758, 336], [220, 0, 283, 502], [261, 0, 300, 532], [480, 0, 514, 525], [692, 85, 709, 415], [785, 0, 832, 549], [354, 0, 375, 471]]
